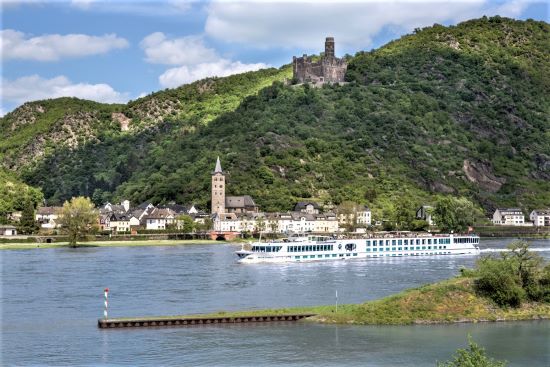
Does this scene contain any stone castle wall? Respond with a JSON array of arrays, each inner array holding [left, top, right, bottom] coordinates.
[[292, 37, 347, 84]]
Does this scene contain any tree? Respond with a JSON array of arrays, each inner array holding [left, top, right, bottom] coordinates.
[[18, 199, 38, 234], [255, 216, 266, 233], [437, 338, 506, 367], [177, 214, 195, 233], [58, 197, 98, 247], [337, 201, 360, 232], [394, 197, 417, 230], [432, 196, 478, 233]]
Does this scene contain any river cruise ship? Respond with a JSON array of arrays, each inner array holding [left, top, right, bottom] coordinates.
[[236, 233, 480, 263]]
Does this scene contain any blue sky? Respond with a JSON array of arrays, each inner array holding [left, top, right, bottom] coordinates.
[[1, 0, 548, 115]]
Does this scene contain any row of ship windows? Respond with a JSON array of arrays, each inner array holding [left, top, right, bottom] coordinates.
[[368, 246, 447, 252], [293, 252, 453, 260], [367, 238, 451, 246], [288, 245, 333, 252], [251, 246, 283, 252], [295, 253, 358, 259]]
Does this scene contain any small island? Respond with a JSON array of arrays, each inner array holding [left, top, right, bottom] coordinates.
[[106, 241, 550, 326]]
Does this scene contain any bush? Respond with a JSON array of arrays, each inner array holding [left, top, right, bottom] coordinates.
[[474, 241, 550, 307], [437, 338, 506, 367], [475, 257, 525, 307]]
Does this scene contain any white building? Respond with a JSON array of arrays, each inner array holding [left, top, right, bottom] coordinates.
[[109, 213, 130, 233], [356, 206, 372, 226], [144, 208, 176, 230], [530, 209, 550, 227], [0, 225, 17, 236], [492, 208, 525, 225], [35, 206, 61, 229], [214, 211, 339, 234]]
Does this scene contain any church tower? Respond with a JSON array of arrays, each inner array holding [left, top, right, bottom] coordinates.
[[211, 157, 225, 215]]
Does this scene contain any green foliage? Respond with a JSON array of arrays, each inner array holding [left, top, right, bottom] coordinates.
[[437, 338, 506, 367], [57, 197, 98, 247], [474, 241, 550, 307], [1, 18, 549, 216], [432, 196, 479, 232], [177, 214, 195, 233], [18, 199, 38, 234], [0, 168, 43, 223]]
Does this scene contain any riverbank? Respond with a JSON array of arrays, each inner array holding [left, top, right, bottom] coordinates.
[[133, 276, 549, 325], [0, 239, 225, 250]]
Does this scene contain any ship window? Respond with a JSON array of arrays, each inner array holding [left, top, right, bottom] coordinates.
[[386, 248, 390, 252], [392, 240, 396, 246], [398, 247, 402, 251], [332, 254, 337, 257], [295, 256, 300, 259], [398, 240, 402, 245], [325, 254, 330, 258], [428, 246, 431, 250], [366, 241, 371, 246], [317, 255, 322, 258], [392, 247, 396, 251], [404, 247, 408, 250], [353, 253, 358, 256], [367, 248, 371, 252], [422, 246, 426, 250]]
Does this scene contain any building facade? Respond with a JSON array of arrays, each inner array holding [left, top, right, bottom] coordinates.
[[492, 208, 525, 225], [530, 209, 550, 227], [211, 157, 226, 216]]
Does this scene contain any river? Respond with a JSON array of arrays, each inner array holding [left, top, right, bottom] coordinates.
[[2, 238, 549, 366]]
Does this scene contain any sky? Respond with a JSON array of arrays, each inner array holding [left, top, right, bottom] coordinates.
[[1, 0, 548, 115]]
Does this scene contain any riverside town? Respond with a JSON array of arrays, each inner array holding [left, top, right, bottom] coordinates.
[[2, 3, 550, 366], [3, 157, 550, 241]]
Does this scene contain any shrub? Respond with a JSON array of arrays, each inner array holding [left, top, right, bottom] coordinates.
[[475, 257, 525, 307], [437, 338, 506, 367], [474, 241, 550, 307]]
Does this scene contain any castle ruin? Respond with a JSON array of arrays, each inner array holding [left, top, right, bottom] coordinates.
[[292, 37, 347, 84]]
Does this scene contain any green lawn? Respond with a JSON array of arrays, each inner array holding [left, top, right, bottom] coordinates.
[[0, 239, 227, 250]]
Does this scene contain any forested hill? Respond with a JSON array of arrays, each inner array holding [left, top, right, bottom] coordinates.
[[1, 16, 549, 219]]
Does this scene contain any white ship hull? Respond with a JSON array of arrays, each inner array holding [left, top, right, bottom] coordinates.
[[236, 234, 480, 264]]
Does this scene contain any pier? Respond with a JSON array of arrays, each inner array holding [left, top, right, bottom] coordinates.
[[98, 313, 316, 329]]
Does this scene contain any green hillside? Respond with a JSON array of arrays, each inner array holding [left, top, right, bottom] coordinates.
[[1, 17, 548, 218]]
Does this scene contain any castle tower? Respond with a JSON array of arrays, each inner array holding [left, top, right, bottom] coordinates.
[[211, 157, 225, 215], [325, 37, 335, 58]]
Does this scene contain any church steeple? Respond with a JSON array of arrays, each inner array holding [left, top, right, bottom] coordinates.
[[214, 156, 223, 174], [211, 156, 225, 215]]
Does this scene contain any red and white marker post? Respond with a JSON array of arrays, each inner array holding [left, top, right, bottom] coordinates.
[[104, 288, 109, 319]]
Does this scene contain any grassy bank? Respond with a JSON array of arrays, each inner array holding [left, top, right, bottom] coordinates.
[[0, 239, 225, 250], [113, 277, 550, 325]]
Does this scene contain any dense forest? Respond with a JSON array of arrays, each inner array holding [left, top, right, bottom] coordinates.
[[1, 17, 549, 220]]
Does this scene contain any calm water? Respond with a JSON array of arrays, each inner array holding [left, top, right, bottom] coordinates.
[[2, 238, 549, 366]]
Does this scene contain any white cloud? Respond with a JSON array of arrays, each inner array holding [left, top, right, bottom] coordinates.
[[1, 29, 129, 61], [140, 31, 270, 87], [2, 75, 129, 105], [140, 32, 218, 65], [205, 0, 532, 52], [158, 59, 269, 88]]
